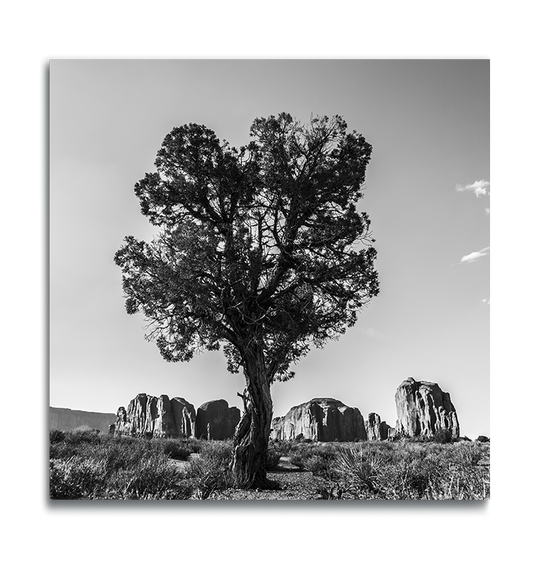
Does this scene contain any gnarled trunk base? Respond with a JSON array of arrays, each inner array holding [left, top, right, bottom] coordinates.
[[231, 386, 279, 490]]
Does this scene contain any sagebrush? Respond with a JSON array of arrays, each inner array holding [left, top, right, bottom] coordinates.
[[50, 431, 489, 500]]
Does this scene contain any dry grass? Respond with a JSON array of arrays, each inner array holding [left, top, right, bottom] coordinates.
[[49, 431, 489, 500]]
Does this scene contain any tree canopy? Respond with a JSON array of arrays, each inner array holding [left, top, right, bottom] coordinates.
[[115, 113, 378, 380]]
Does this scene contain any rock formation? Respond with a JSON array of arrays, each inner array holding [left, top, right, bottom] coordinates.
[[365, 412, 393, 441], [49, 407, 116, 434], [271, 398, 367, 442], [171, 397, 197, 437], [114, 394, 196, 438], [195, 399, 241, 440], [394, 377, 460, 439]]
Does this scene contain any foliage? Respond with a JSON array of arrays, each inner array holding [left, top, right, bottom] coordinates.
[[269, 439, 293, 456], [186, 440, 235, 498], [265, 449, 282, 470], [49, 429, 65, 444], [433, 428, 453, 444], [331, 441, 490, 500], [288, 443, 342, 477], [114, 113, 379, 382], [106, 457, 192, 500], [50, 431, 197, 499], [152, 438, 198, 460], [476, 435, 490, 443], [64, 427, 102, 445], [49, 431, 489, 500]]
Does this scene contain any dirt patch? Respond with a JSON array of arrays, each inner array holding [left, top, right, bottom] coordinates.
[[169, 455, 329, 500], [208, 471, 329, 500]]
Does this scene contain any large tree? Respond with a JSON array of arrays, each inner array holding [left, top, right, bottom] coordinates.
[[115, 113, 379, 488]]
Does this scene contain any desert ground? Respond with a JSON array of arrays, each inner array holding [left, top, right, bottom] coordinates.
[[49, 428, 489, 501]]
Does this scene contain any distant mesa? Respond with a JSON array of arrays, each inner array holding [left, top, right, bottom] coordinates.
[[50, 407, 115, 434]]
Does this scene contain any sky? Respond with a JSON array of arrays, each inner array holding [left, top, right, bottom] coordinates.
[[50, 59, 489, 438]]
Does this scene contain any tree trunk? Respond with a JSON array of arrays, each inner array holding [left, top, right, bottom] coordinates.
[[231, 347, 279, 490]]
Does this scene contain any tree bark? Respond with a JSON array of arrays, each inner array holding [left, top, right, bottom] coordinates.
[[231, 345, 279, 489]]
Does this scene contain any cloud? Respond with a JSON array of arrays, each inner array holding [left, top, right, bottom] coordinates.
[[456, 179, 490, 198], [482, 298, 490, 305], [485, 207, 490, 215], [460, 246, 490, 264]]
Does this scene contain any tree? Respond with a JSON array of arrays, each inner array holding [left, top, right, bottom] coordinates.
[[114, 113, 379, 489]]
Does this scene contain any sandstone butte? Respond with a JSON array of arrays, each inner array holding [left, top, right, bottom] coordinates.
[[271, 398, 368, 441], [112, 394, 240, 440], [394, 377, 460, 439]]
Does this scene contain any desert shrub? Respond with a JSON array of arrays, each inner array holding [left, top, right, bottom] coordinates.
[[288, 446, 311, 469], [329, 441, 490, 500], [304, 454, 333, 477], [50, 430, 107, 460], [198, 439, 233, 461], [407, 435, 431, 443], [184, 461, 232, 499], [50, 429, 65, 444], [50, 439, 75, 460], [50, 434, 195, 500], [181, 440, 235, 498], [50, 457, 107, 499], [449, 441, 486, 466], [152, 438, 195, 460], [304, 444, 339, 477], [334, 445, 385, 495], [400, 456, 444, 497], [106, 456, 192, 500], [285, 443, 340, 476], [269, 440, 293, 456], [433, 429, 453, 444], [100, 437, 153, 474], [265, 449, 282, 470], [315, 482, 345, 500], [184, 438, 203, 454], [63, 427, 102, 446]]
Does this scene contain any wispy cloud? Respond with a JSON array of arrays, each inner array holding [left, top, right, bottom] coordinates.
[[460, 246, 490, 264], [456, 179, 490, 198], [482, 298, 490, 305], [455, 179, 494, 215]]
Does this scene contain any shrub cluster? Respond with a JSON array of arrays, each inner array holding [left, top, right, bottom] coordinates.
[[50, 430, 490, 500], [49, 431, 232, 500], [331, 440, 490, 500], [269, 437, 489, 500], [286, 443, 342, 478]]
